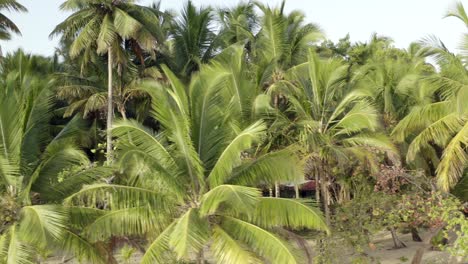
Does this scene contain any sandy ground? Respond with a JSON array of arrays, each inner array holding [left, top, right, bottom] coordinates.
[[363, 232, 464, 264], [44, 231, 466, 264]]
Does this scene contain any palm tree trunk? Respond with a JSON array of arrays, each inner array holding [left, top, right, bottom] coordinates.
[[321, 172, 331, 226], [275, 182, 280, 197], [411, 226, 444, 264], [314, 170, 320, 203], [294, 183, 300, 199], [197, 249, 204, 264], [390, 227, 406, 249], [106, 46, 113, 164], [119, 107, 127, 120], [318, 160, 331, 226], [411, 227, 422, 242]]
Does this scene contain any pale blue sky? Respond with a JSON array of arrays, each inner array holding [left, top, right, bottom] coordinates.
[[1, 0, 466, 56]]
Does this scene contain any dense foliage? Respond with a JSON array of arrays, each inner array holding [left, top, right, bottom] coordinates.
[[0, 0, 467, 263]]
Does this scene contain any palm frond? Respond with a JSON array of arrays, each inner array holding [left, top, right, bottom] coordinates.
[[59, 229, 105, 264], [207, 121, 266, 188], [96, 14, 116, 54], [436, 121, 468, 191], [140, 222, 176, 264], [83, 206, 171, 242], [221, 216, 298, 264], [64, 184, 170, 210], [18, 205, 67, 246], [406, 114, 463, 162], [200, 185, 260, 217], [250, 198, 328, 232], [168, 208, 209, 260], [2, 225, 36, 264], [211, 225, 258, 264], [230, 148, 302, 186]]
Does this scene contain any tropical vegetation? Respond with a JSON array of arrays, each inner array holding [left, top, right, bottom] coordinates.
[[0, 0, 466, 263]]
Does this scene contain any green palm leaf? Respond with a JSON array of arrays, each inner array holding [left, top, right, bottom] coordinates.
[[18, 205, 67, 246], [221, 216, 297, 264], [64, 184, 169, 210], [200, 185, 260, 217], [168, 208, 209, 260], [251, 198, 328, 232], [436, 121, 468, 191], [140, 222, 176, 264], [207, 121, 266, 188], [83, 206, 171, 242], [211, 225, 258, 264]]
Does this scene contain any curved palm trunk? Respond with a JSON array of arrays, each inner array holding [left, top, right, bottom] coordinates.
[[390, 227, 406, 249], [411, 227, 422, 242], [106, 47, 113, 164], [411, 226, 444, 264]]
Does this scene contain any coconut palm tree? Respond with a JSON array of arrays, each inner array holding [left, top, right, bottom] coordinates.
[[64, 58, 328, 263], [253, 0, 323, 85], [352, 37, 433, 129], [51, 0, 161, 163], [284, 50, 396, 224], [217, 2, 258, 48], [0, 52, 110, 263], [170, 0, 217, 77], [392, 3, 468, 191], [0, 0, 26, 41]]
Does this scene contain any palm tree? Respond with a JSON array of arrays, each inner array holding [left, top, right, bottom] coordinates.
[[253, 0, 323, 84], [217, 2, 258, 48], [0, 52, 108, 263], [353, 36, 433, 129], [171, 0, 217, 77], [51, 0, 160, 163], [284, 50, 396, 224], [65, 59, 328, 263], [0, 0, 26, 41], [392, 3, 468, 191]]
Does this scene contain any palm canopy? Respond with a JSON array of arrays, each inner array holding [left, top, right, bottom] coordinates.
[[65, 49, 328, 263], [0, 52, 111, 263], [0, 0, 27, 40], [50, 0, 160, 64], [253, 0, 323, 80], [286, 50, 396, 167], [170, 0, 217, 77], [353, 39, 434, 126], [217, 2, 258, 48], [391, 3, 468, 191]]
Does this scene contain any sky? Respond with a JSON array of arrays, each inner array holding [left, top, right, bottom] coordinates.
[[1, 0, 467, 56]]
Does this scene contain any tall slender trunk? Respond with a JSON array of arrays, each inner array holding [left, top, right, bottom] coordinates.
[[319, 160, 331, 226], [273, 93, 280, 199], [294, 183, 300, 199], [314, 169, 320, 202], [106, 46, 113, 164], [197, 249, 204, 264], [321, 172, 331, 226]]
